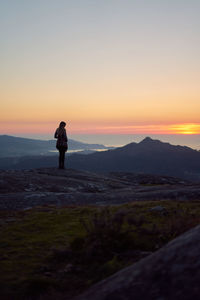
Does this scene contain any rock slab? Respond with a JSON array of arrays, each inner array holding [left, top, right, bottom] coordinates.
[[1, 168, 199, 210], [74, 225, 200, 300]]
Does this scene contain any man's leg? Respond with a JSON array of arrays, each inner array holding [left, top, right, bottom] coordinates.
[[59, 149, 62, 169], [61, 149, 65, 169]]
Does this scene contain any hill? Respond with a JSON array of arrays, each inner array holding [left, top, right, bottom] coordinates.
[[0, 137, 200, 181], [67, 137, 200, 180], [0, 135, 109, 157]]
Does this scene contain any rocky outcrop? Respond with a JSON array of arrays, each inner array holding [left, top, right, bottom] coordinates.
[[0, 168, 200, 210], [74, 224, 200, 300]]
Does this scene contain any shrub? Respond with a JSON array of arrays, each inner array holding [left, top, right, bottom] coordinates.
[[79, 208, 133, 260]]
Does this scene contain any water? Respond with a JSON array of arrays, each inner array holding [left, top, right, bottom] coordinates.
[[71, 134, 200, 150], [49, 148, 108, 153]]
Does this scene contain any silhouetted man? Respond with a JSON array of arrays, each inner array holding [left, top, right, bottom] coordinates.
[[54, 121, 68, 169]]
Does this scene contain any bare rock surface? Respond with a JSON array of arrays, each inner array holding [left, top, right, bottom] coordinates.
[[74, 224, 200, 300], [0, 168, 200, 210]]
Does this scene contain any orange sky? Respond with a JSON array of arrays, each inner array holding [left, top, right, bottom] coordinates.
[[1, 1, 200, 136], [1, 121, 200, 135]]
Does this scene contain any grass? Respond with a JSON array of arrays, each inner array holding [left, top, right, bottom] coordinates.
[[0, 200, 200, 299]]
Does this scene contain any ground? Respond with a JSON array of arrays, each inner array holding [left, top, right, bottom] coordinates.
[[0, 168, 200, 299], [1, 168, 200, 210]]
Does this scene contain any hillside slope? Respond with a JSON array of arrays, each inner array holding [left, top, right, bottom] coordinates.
[[1, 168, 200, 299], [0, 135, 108, 157]]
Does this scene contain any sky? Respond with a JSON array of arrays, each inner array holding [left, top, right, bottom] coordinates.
[[1, 0, 200, 136]]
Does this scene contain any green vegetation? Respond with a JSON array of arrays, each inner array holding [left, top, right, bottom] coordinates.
[[0, 200, 200, 299]]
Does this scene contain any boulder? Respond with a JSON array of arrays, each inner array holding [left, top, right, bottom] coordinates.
[[74, 225, 200, 300], [149, 205, 168, 215]]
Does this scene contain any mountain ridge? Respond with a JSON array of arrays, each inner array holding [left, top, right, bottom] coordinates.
[[66, 137, 200, 180], [0, 136, 200, 181]]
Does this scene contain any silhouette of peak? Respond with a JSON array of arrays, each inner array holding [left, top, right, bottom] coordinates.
[[119, 137, 166, 152], [139, 137, 161, 144]]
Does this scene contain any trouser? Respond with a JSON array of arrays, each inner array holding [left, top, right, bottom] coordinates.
[[58, 147, 67, 169]]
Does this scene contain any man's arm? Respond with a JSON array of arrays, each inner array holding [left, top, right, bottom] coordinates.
[[64, 129, 68, 142], [54, 129, 58, 138]]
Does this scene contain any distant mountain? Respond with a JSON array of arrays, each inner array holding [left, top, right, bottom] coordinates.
[[0, 137, 200, 181], [67, 137, 200, 180], [0, 135, 109, 157]]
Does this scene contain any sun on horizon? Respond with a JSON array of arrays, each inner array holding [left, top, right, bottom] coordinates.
[[169, 124, 200, 135]]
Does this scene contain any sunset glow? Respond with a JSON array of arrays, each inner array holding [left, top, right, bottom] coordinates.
[[1, 122, 200, 136], [169, 124, 200, 135]]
